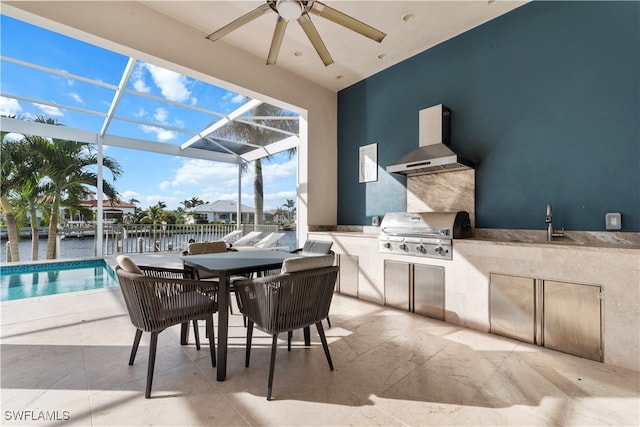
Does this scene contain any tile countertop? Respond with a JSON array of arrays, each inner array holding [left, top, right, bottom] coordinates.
[[308, 227, 640, 250]]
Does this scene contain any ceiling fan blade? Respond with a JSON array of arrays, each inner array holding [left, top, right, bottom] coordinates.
[[310, 1, 386, 43], [297, 14, 333, 66], [206, 3, 272, 42], [267, 16, 288, 65]]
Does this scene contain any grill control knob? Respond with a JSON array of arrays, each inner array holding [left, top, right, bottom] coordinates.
[[383, 242, 392, 249], [435, 246, 447, 256], [399, 243, 408, 251], [416, 245, 427, 254]]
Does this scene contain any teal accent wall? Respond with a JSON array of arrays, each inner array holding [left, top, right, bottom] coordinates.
[[337, 1, 640, 231]]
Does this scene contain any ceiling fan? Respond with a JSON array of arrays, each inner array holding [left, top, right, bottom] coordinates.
[[206, 0, 387, 66]]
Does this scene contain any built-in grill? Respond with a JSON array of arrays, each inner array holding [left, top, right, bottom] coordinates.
[[378, 211, 472, 260]]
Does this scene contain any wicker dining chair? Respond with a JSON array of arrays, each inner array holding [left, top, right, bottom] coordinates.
[[181, 240, 248, 326], [289, 240, 335, 327], [115, 258, 218, 399], [136, 263, 214, 350], [234, 255, 339, 400]]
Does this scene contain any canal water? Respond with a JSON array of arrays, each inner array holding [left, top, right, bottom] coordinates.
[[0, 231, 298, 262]]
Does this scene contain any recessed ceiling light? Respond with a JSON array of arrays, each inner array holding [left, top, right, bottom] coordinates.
[[402, 13, 414, 22], [294, 51, 303, 57], [336, 75, 344, 80], [377, 53, 387, 60], [487, 0, 498, 5]]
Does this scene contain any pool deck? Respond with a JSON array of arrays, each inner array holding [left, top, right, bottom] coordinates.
[[1, 253, 639, 426]]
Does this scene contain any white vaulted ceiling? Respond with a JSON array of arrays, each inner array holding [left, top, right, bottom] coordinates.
[[141, 1, 527, 91]]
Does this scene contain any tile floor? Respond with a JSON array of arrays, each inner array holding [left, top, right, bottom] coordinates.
[[1, 284, 639, 426]]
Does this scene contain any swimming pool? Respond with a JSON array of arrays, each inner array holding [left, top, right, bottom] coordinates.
[[0, 259, 119, 301]]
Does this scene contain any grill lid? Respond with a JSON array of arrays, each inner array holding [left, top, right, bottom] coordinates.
[[380, 211, 473, 239]]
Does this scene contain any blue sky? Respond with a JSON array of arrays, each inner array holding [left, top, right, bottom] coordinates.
[[0, 14, 298, 212]]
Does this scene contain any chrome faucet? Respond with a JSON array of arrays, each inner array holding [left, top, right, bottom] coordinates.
[[545, 204, 564, 241]]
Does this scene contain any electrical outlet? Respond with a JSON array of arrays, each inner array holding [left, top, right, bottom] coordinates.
[[605, 213, 621, 230]]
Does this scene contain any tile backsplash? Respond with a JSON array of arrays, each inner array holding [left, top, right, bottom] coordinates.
[[407, 169, 475, 227]]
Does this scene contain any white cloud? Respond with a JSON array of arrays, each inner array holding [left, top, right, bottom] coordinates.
[[264, 191, 297, 201], [133, 79, 150, 93], [0, 97, 22, 116], [158, 181, 171, 190], [36, 104, 64, 117], [69, 92, 83, 104], [262, 157, 297, 183], [223, 92, 246, 104], [144, 63, 192, 103], [153, 107, 169, 124], [141, 125, 176, 142], [131, 63, 151, 93], [134, 108, 146, 118], [171, 159, 239, 187], [120, 190, 142, 202]]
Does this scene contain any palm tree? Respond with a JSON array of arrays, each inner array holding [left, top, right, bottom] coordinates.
[[181, 197, 204, 210], [10, 175, 46, 260], [141, 202, 165, 224], [173, 207, 186, 224], [274, 206, 287, 224], [1, 126, 48, 261], [215, 103, 298, 225], [1, 125, 25, 262], [28, 116, 122, 259], [283, 199, 295, 223]]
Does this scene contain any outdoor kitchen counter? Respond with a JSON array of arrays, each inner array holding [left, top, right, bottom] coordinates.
[[309, 228, 640, 250], [307, 228, 640, 373], [467, 228, 640, 250]]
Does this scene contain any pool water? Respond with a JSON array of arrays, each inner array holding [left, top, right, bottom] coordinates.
[[0, 259, 119, 301]]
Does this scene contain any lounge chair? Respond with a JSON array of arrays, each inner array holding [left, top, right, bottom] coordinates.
[[220, 229, 243, 243], [229, 231, 264, 247], [254, 232, 286, 248], [234, 232, 287, 251]]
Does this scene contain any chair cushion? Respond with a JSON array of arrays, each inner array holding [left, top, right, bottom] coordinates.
[[301, 240, 333, 255], [116, 255, 143, 274], [187, 241, 227, 255], [281, 254, 335, 274]]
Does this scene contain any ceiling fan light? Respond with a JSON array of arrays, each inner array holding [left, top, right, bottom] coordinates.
[[277, 0, 303, 21]]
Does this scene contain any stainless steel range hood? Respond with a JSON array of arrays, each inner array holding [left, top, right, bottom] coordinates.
[[386, 105, 475, 176]]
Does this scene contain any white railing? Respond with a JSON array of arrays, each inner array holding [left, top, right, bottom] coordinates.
[[102, 223, 281, 255]]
